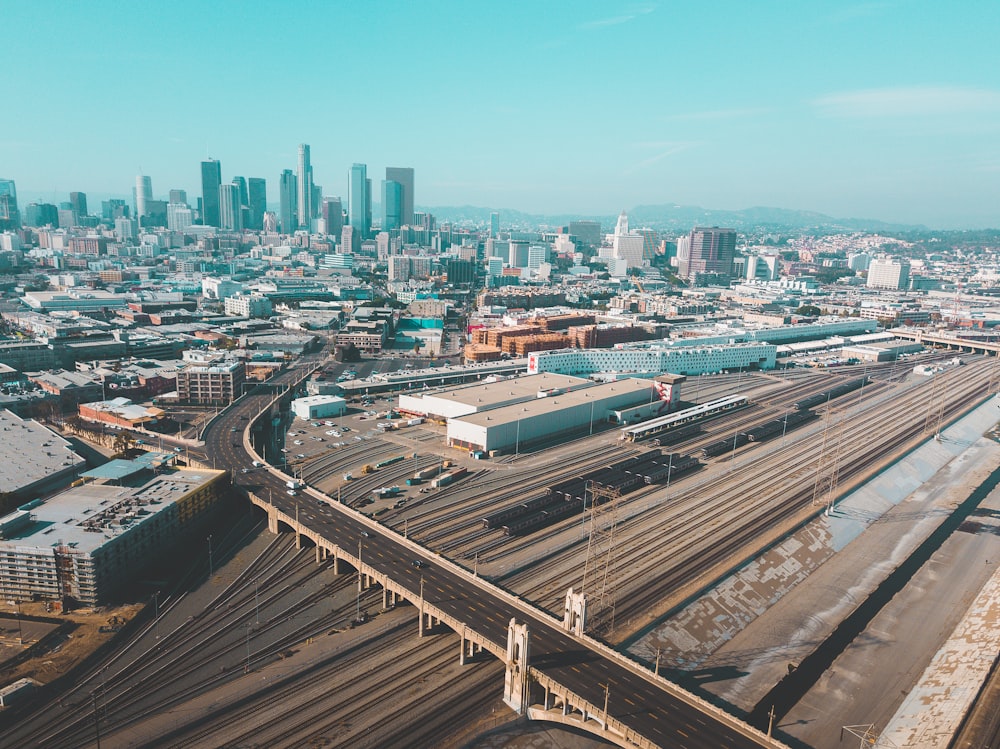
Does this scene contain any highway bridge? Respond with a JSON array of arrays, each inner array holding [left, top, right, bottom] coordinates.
[[202, 361, 784, 749]]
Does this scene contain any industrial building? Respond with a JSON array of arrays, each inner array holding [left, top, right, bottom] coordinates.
[[292, 395, 347, 421], [399, 373, 596, 421], [526, 342, 777, 378], [0, 455, 226, 605], [447, 378, 655, 453], [0, 410, 86, 502]]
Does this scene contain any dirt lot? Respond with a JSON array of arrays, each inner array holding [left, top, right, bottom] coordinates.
[[0, 602, 143, 687]]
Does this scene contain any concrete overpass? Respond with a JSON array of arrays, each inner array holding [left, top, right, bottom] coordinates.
[[892, 327, 1000, 356], [204, 362, 787, 749]]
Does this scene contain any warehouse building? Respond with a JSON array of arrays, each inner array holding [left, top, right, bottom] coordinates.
[[399, 372, 595, 421], [291, 394, 347, 421], [0, 410, 86, 503], [447, 378, 655, 453], [0, 455, 226, 605], [526, 342, 777, 378]]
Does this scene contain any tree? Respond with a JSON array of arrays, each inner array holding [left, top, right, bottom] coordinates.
[[796, 305, 822, 317], [112, 430, 135, 457]]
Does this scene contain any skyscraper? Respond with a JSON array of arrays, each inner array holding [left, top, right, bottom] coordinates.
[[685, 226, 736, 284], [201, 159, 222, 227], [247, 178, 266, 231], [232, 176, 249, 208], [322, 197, 344, 236], [297, 144, 313, 229], [279, 169, 297, 233], [135, 174, 152, 221], [348, 163, 370, 237], [69, 192, 88, 217], [0, 179, 19, 229], [218, 183, 242, 231], [490, 211, 500, 238], [384, 167, 414, 226], [381, 180, 402, 231], [169, 189, 187, 205]]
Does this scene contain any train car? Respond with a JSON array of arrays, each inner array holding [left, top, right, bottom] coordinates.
[[620, 395, 749, 443], [482, 493, 562, 529], [651, 423, 702, 447], [502, 500, 583, 536], [700, 432, 749, 458], [642, 454, 700, 484]]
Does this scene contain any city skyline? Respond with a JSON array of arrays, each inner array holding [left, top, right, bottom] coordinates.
[[2, 1, 999, 229]]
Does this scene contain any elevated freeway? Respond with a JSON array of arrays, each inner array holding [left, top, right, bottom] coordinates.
[[203, 364, 782, 748]]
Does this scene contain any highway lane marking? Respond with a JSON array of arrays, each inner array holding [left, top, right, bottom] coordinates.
[[677, 729, 688, 738]]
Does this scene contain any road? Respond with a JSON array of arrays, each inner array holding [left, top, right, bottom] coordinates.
[[205, 362, 772, 749]]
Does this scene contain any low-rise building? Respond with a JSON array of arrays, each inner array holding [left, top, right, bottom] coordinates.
[[176, 360, 246, 405]]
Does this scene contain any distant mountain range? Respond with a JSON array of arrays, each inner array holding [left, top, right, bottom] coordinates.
[[420, 203, 926, 234]]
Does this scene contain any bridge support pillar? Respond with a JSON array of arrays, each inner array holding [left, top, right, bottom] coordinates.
[[503, 618, 530, 714], [315, 545, 323, 564], [563, 587, 587, 636], [267, 506, 278, 535]]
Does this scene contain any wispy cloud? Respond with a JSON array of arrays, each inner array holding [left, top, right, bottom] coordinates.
[[813, 85, 1000, 118], [578, 3, 656, 30], [623, 141, 702, 174]]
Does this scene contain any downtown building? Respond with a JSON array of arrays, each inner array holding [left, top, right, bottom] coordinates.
[[176, 360, 246, 405]]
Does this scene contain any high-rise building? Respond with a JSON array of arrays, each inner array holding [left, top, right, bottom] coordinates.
[[568, 220, 602, 248], [232, 176, 248, 208], [200, 159, 222, 227], [685, 226, 736, 284], [0, 179, 19, 230], [218, 183, 242, 231], [490, 211, 500, 238], [23, 203, 58, 227], [69, 192, 88, 217], [866, 257, 911, 290], [279, 169, 297, 233], [381, 180, 402, 231], [348, 163, 370, 237], [322, 197, 343, 236], [169, 189, 187, 205], [247, 178, 266, 231], [297, 144, 313, 229], [102, 199, 128, 222], [135, 175, 153, 220], [167, 203, 194, 232], [384, 167, 414, 226], [611, 210, 646, 269]]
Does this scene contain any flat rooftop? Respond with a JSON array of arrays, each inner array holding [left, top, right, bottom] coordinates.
[[455, 377, 653, 428], [0, 465, 224, 554], [0, 410, 85, 493], [420, 372, 594, 410]]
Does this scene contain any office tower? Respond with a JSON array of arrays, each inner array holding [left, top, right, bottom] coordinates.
[[527, 244, 549, 271], [218, 183, 242, 231], [322, 197, 343, 236], [23, 203, 58, 227], [247, 178, 266, 231], [0, 179, 19, 229], [348, 163, 370, 237], [568, 220, 602, 248], [201, 159, 222, 227], [169, 189, 187, 205], [341, 224, 358, 254], [279, 169, 297, 233], [262, 212, 278, 232], [508, 240, 529, 268], [232, 177, 248, 207], [167, 203, 194, 232], [135, 174, 153, 220], [102, 199, 128, 221], [297, 143, 313, 229], [381, 180, 402, 231], [69, 192, 88, 217], [384, 167, 414, 226], [490, 211, 500, 238], [866, 257, 911, 290], [685, 226, 736, 284]]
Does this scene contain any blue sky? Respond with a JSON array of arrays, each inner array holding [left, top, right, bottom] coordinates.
[[3, 0, 999, 228]]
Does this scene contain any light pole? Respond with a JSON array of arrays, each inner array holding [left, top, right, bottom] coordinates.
[[153, 591, 160, 639], [254, 578, 260, 625], [244, 622, 252, 673]]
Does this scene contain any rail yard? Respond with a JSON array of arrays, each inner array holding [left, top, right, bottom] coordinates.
[[3, 349, 999, 748]]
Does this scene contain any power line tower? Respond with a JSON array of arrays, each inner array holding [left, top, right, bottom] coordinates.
[[581, 481, 622, 635], [811, 399, 848, 515]]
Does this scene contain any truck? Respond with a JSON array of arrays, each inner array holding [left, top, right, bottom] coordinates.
[[361, 464, 374, 474], [406, 417, 423, 427], [372, 486, 401, 498], [286, 478, 304, 490]]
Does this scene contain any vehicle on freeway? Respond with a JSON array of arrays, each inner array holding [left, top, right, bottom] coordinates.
[[293, 439, 304, 445], [287, 489, 297, 496], [296, 453, 306, 459], [411, 559, 426, 568]]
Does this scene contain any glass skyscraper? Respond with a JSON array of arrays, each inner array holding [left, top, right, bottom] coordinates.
[[384, 166, 414, 227], [201, 159, 222, 227], [279, 169, 297, 233], [0, 179, 19, 229], [381, 180, 402, 231], [349, 163, 370, 237]]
